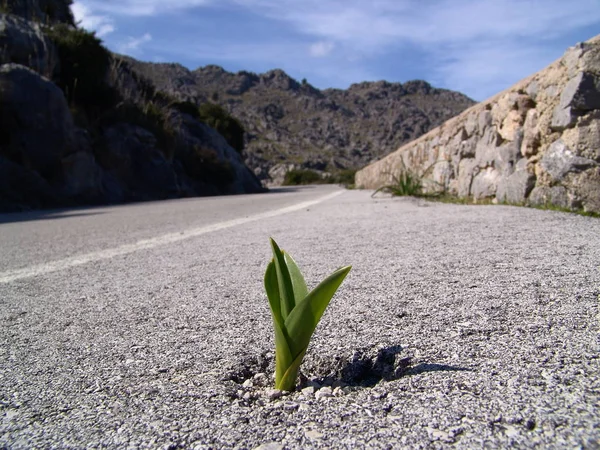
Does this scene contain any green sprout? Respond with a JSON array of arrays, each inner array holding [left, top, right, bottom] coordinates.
[[264, 238, 351, 391]]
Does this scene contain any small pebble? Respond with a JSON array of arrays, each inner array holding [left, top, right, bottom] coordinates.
[[265, 389, 282, 400], [253, 373, 269, 385], [315, 387, 333, 400], [301, 386, 315, 396], [242, 379, 253, 388], [283, 401, 299, 411]]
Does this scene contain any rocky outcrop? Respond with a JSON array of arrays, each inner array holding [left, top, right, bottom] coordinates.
[[356, 35, 600, 214], [2, 0, 75, 24], [123, 57, 476, 184], [0, 64, 75, 179], [0, 2, 264, 212], [0, 13, 57, 76]]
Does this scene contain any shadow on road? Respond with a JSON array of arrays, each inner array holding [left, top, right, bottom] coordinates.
[[303, 345, 473, 388], [267, 186, 318, 194], [0, 210, 105, 224]]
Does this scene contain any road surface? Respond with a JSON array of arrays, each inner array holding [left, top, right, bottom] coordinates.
[[0, 185, 598, 448]]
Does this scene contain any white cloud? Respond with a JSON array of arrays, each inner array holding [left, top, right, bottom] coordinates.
[[70, 0, 600, 98], [117, 33, 153, 54], [309, 41, 335, 57], [71, 1, 116, 37], [76, 0, 214, 17], [228, 0, 600, 98]]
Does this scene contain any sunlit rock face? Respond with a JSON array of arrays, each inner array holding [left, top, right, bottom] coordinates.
[[356, 35, 600, 214]]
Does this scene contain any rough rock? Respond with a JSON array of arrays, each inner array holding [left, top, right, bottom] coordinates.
[[3, 0, 75, 24], [551, 71, 600, 130], [496, 159, 536, 204], [168, 111, 263, 195], [0, 63, 74, 180], [0, 155, 60, 212], [98, 124, 180, 201], [0, 13, 264, 211], [0, 13, 57, 76], [61, 150, 104, 202], [356, 34, 600, 213], [539, 140, 596, 182]]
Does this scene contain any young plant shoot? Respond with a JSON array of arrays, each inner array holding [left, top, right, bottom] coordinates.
[[264, 238, 351, 391]]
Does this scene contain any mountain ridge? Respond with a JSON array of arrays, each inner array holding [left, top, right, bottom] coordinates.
[[121, 57, 476, 182]]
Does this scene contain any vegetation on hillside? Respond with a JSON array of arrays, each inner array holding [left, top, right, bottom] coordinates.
[[283, 168, 357, 187]]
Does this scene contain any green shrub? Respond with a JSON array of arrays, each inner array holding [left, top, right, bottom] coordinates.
[[101, 102, 176, 160], [197, 103, 245, 154], [373, 170, 423, 197], [283, 169, 323, 186], [330, 169, 357, 187], [372, 160, 445, 198], [47, 24, 119, 114], [171, 101, 200, 119], [182, 146, 234, 188], [0, 0, 11, 14]]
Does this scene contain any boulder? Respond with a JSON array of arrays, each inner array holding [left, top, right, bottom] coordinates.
[[528, 186, 573, 210], [560, 110, 600, 161], [539, 139, 597, 182], [268, 163, 296, 187], [3, 0, 74, 24], [496, 159, 536, 204], [551, 71, 600, 130], [168, 111, 263, 194], [521, 109, 541, 157], [475, 127, 502, 167], [97, 123, 181, 201], [61, 128, 104, 202], [572, 167, 600, 212], [0, 13, 57, 76], [0, 63, 75, 180], [0, 155, 61, 211], [471, 167, 501, 199], [494, 131, 523, 176]]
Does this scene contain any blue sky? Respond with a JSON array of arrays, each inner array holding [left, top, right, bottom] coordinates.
[[71, 0, 600, 101]]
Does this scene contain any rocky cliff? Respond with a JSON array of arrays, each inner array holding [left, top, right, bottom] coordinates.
[[356, 35, 600, 214], [0, 0, 263, 212], [123, 58, 476, 184]]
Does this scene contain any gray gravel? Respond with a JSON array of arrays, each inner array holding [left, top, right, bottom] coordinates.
[[0, 185, 598, 449]]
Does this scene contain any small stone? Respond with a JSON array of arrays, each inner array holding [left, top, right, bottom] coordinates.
[[253, 443, 283, 450], [301, 386, 315, 396], [333, 387, 345, 397], [315, 387, 333, 400], [305, 430, 323, 440], [242, 379, 253, 388], [253, 373, 268, 385], [265, 389, 282, 400], [283, 401, 299, 411], [243, 392, 252, 400]]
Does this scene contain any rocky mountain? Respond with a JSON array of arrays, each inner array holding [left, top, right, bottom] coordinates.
[[0, 0, 263, 212], [122, 59, 476, 183]]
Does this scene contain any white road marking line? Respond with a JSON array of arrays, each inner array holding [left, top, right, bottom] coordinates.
[[0, 190, 344, 284]]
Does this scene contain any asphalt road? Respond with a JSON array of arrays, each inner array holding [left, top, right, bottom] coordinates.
[[0, 185, 598, 449]]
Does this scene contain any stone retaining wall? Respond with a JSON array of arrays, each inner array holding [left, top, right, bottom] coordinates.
[[356, 35, 600, 213]]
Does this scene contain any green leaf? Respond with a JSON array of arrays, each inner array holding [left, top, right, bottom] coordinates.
[[273, 319, 293, 388], [264, 260, 282, 327], [270, 238, 295, 319], [283, 251, 308, 305], [284, 265, 352, 357], [276, 347, 307, 391]]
